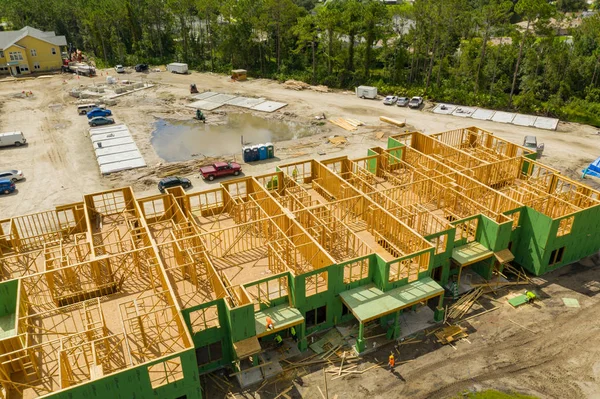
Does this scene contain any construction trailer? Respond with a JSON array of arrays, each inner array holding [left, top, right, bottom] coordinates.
[[0, 126, 598, 397]]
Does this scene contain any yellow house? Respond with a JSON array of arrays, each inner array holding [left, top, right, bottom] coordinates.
[[0, 26, 67, 76]]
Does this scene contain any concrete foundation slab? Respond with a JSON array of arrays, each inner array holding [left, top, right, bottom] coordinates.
[[512, 114, 537, 127], [452, 106, 477, 118], [399, 306, 436, 338], [251, 101, 288, 113], [236, 97, 267, 109], [236, 367, 263, 388], [207, 93, 238, 104], [191, 91, 220, 101], [89, 124, 146, 175], [432, 103, 457, 115], [534, 116, 559, 130], [225, 96, 253, 106], [186, 100, 223, 111], [471, 108, 496, 120], [491, 111, 516, 124]]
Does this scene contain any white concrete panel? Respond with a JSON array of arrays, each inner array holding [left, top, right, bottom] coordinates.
[[99, 158, 147, 175], [452, 106, 477, 118], [94, 143, 139, 157], [191, 91, 220, 100], [186, 100, 223, 111], [225, 96, 252, 106], [236, 98, 267, 109], [97, 151, 144, 165], [206, 93, 238, 104], [251, 101, 288, 113], [471, 108, 496, 120], [91, 137, 134, 148], [512, 114, 537, 127], [491, 111, 516, 124], [90, 130, 132, 142], [89, 124, 129, 135], [432, 103, 457, 115], [533, 116, 559, 130]]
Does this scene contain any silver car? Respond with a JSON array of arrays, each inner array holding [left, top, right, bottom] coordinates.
[[0, 170, 24, 183]]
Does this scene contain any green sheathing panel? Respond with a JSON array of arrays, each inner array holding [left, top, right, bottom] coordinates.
[[472, 215, 513, 279], [521, 153, 538, 175], [426, 228, 456, 286], [513, 207, 553, 275], [43, 350, 202, 399], [0, 280, 17, 339], [544, 206, 600, 273], [182, 299, 233, 374], [366, 149, 378, 174], [387, 137, 405, 149], [227, 303, 255, 343], [294, 255, 377, 334], [384, 248, 435, 291]]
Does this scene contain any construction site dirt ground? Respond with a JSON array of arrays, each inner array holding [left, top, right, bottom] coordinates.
[[205, 255, 600, 399], [0, 70, 599, 398]]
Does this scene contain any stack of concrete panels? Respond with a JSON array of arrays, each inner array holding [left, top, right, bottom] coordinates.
[[89, 124, 146, 175]]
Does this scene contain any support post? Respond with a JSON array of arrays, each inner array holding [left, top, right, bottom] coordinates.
[[434, 293, 445, 322], [355, 321, 365, 353], [298, 322, 307, 351]]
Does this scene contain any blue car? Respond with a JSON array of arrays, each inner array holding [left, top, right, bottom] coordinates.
[[0, 179, 16, 195], [86, 108, 112, 119]]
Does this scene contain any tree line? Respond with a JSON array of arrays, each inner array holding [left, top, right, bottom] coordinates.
[[3, 0, 600, 125]]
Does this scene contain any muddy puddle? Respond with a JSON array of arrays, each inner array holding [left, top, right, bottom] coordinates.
[[151, 113, 316, 162]]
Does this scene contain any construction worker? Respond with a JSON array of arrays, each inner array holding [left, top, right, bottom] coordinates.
[[388, 352, 395, 370], [290, 326, 298, 342], [266, 316, 274, 330], [274, 333, 283, 347], [525, 290, 537, 304], [292, 167, 299, 182]]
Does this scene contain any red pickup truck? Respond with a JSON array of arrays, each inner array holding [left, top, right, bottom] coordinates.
[[200, 162, 242, 181]]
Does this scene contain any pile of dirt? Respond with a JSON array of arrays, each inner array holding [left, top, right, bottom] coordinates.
[[283, 79, 329, 93]]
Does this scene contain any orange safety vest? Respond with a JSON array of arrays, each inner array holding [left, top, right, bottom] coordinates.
[[266, 316, 274, 327], [388, 355, 395, 367]]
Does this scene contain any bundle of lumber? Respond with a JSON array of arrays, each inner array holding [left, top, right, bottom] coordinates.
[[283, 80, 310, 90], [310, 85, 329, 93], [328, 136, 347, 145], [447, 287, 483, 320], [434, 325, 468, 345], [329, 117, 363, 131]]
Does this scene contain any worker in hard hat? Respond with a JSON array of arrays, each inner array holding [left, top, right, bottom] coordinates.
[[274, 333, 283, 347], [290, 326, 298, 342], [525, 290, 537, 304], [266, 316, 274, 330], [388, 352, 395, 370]]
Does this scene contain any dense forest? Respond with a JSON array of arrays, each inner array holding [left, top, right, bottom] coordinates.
[[3, 0, 600, 125]]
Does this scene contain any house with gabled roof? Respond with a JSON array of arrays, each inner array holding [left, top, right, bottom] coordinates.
[[0, 26, 67, 76]]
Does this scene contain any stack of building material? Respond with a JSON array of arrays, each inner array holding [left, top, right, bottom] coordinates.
[[435, 325, 468, 345], [283, 80, 310, 90], [329, 117, 363, 131], [447, 287, 483, 319]]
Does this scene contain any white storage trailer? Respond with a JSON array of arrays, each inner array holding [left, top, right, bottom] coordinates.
[[167, 63, 189, 74], [356, 86, 377, 99]]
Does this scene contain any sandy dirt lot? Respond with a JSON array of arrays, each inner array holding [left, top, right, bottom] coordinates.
[[1, 69, 600, 218], [0, 70, 599, 399]]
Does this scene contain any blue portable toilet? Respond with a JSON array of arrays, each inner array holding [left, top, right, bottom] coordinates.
[[258, 144, 268, 160], [266, 142, 274, 158], [251, 146, 259, 162], [243, 146, 252, 163]]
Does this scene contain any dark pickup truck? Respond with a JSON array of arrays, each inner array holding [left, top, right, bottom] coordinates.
[[200, 162, 242, 181]]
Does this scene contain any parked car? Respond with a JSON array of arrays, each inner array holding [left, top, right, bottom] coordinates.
[[408, 96, 423, 109], [77, 103, 99, 115], [88, 116, 115, 127], [523, 135, 544, 157], [0, 170, 24, 183], [396, 97, 409, 107], [158, 176, 192, 193], [0, 131, 26, 147], [87, 108, 112, 119], [383, 95, 398, 105], [0, 179, 16, 195], [200, 162, 242, 181], [115, 65, 125, 73], [135, 63, 149, 72]]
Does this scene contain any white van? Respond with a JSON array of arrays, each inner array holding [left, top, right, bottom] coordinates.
[[0, 132, 27, 147], [77, 103, 98, 115]]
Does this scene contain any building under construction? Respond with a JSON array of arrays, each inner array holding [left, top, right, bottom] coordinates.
[[0, 126, 598, 398]]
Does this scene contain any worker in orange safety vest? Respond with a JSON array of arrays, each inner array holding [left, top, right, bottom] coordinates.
[[388, 352, 395, 370]]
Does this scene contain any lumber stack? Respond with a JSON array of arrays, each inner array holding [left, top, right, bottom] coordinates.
[[380, 116, 406, 127], [329, 117, 363, 131], [434, 325, 468, 345], [328, 136, 347, 145], [447, 287, 483, 319], [283, 80, 310, 90]]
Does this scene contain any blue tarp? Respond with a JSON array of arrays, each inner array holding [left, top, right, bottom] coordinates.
[[582, 157, 600, 178]]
